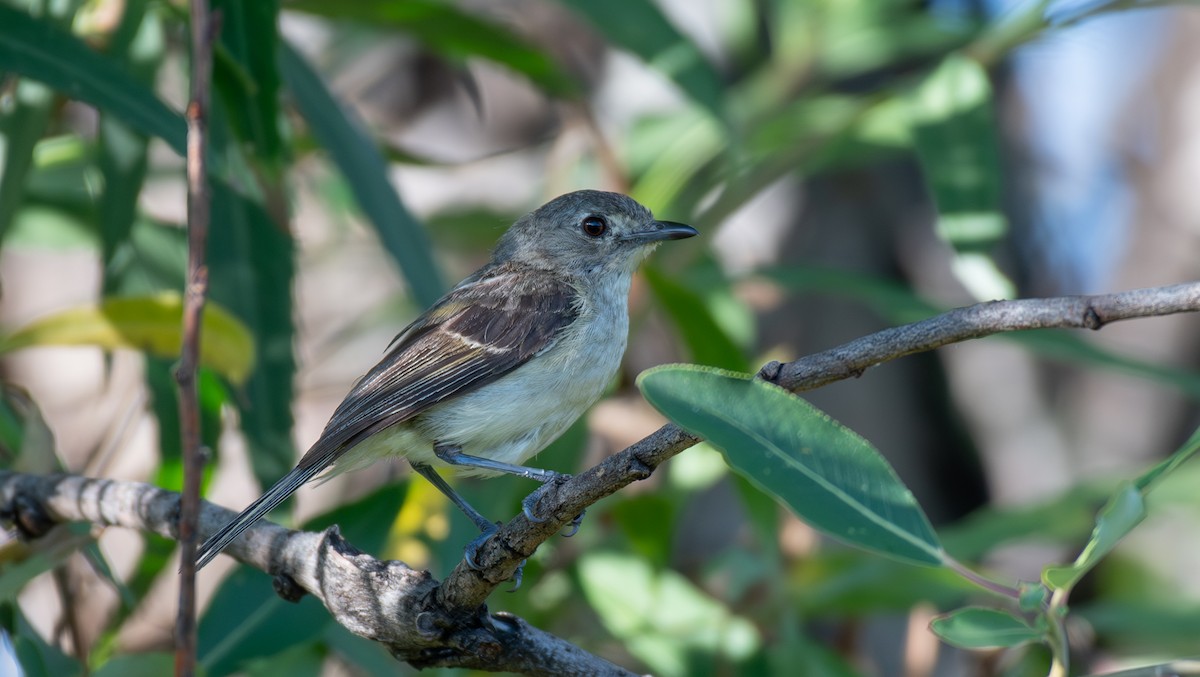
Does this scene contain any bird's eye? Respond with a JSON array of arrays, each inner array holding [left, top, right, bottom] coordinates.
[[581, 215, 608, 237]]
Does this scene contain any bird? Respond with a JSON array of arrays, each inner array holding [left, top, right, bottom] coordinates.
[[194, 189, 697, 573]]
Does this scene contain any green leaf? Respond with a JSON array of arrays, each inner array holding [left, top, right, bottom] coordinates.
[[206, 181, 297, 482], [561, 0, 725, 120], [279, 41, 444, 308], [0, 294, 256, 385], [0, 80, 55, 243], [0, 383, 61, 473], [4, 603, 81, 677], [198, 568, 328, 676], [0, 523, 92, 602], [793, 550, 975, 615], [288, 0, 576, 97], [909, 55, 1012, 300], [638, 364, 945, 566], [96, 0, 162, 281], [930, 607, 1043, 649], [91, 653, 175, 677], [1042, 483, 1145, 591], [199, 485, 408, 675], [1132, 424, 1200, 493], [578, 551, 761, 677], [643, 266, 748, 371], [0, 0, 77, 242], [146, 356, 224, 492], [0, 4, 186, 154], [212, 0, 286, 170]]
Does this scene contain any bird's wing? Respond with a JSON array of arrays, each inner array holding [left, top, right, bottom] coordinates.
[[194, 266, 580, 570], [296, 266, 580, 472]]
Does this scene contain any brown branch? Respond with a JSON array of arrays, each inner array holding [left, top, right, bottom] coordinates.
[[2, 281, 1199, 673], [175, 4, 218, 676]]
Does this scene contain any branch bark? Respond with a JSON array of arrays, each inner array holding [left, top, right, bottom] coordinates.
[[3, 280, 1198, 673]]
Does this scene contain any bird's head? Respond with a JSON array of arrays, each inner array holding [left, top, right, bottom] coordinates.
[[495, 190, 697, 276]]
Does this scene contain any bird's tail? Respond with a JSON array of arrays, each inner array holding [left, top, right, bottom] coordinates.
[[195, 464, 325, 570]]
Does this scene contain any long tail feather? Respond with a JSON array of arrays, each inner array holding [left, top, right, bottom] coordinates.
[[195, 464, 324, 570]]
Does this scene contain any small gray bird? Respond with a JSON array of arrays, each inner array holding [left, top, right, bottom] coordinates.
[[195, 190, 697, 571]]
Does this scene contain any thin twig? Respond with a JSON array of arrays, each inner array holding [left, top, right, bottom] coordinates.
[[175, 4, 217, 676]]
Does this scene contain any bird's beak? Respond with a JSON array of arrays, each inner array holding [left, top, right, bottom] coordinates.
[[623, 220, 699, 243]]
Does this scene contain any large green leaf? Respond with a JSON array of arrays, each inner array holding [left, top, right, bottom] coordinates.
[[289, 0, 576, 97], [279, 41, 444, 308], [561, 0, 724, 120], [0, 4, 185, 154], [0, 294, 255, 385], [638, 364, 944, 566]]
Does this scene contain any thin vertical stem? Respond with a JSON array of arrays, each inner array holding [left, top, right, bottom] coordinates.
[[175, 2, 217, 675]]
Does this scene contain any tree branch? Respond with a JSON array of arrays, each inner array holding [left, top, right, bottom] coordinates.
[[2, 280, 1198, 673]]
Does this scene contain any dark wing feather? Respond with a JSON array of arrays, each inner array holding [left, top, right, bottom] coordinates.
[[195, 265, 579, 570], [297, 266, 580, 471]]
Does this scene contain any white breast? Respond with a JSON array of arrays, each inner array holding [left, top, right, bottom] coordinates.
[[400, 274, 631, 476]]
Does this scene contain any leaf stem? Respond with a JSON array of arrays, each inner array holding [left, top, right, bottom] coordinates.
[[943, 555, 1021, 600]]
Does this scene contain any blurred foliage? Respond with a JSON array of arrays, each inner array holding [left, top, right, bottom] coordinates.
[[0, 0, 1198, 675]]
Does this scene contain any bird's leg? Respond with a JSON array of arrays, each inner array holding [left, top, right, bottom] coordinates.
[[432, 444, 564, 482], [432, 444, 587, 534], [410, 462, 493, 533], [416, 453, 528, 589]]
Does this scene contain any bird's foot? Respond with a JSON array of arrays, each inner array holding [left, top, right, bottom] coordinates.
[[463, 522, 526, 591], [520, 476, 586, 536]]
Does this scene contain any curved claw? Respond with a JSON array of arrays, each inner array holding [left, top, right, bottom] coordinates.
[[520, 474, 573, 524], [521, 490, 550, 524], [507, 560, 526, 592], [463, 523, 500, 571], [464, 523, 526, 590], [561, 510, 587, 538]]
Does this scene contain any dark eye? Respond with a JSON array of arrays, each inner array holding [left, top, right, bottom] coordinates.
[[581, 215, 608, 237]]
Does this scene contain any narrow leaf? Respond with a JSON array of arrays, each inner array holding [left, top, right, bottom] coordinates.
[[0, 294, 255, 385], [0, 4, 185, 153], [643, 266, 748, 371], [909, 55, 1012, 301], [289, 0, 576, 97], [638, 364, 944, 566], [1042, 483, 1145, 591], [206, 181, 297, 482], [561, 0, 724, 120], [212, 0, 286, 169], [279, 41, 444, 307], [930, 607, 1043, 649]]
